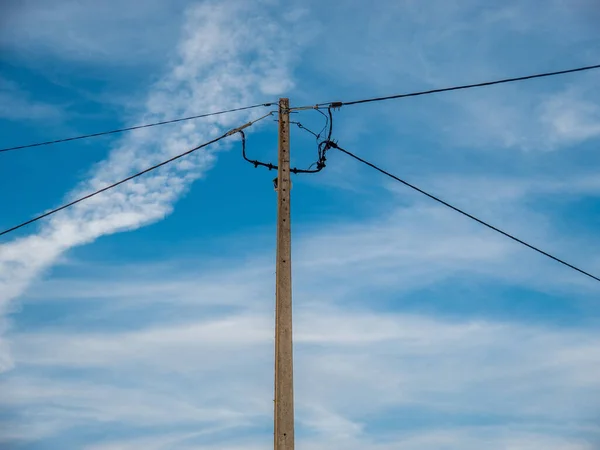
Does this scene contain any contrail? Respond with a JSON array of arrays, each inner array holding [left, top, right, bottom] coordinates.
[[0, 0, 296, 314]]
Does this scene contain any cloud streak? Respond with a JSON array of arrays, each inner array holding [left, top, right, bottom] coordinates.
[[0, 76, 64, 122], [5, 195, 599, 445], [5, 285, 600, 447], [0, 0, 298, 311], [3, 2, 600, 449]]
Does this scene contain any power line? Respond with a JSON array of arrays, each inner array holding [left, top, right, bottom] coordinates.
[[0, 113, 272, 238], [6, 63, 599, 153], [292, 63, 600, 110], [290, 121, 319, 139], [326, 141, 600, 284], [0, 102, 274, 154], [5, 63, 600, 153], [241, 107, 333, 174]]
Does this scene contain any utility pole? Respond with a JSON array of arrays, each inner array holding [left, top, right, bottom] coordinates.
[[274, 97, 294, 450]]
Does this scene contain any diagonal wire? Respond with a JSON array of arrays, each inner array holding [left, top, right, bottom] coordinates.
[[0, 113, 272, 238], [0, 102, 275, 153], [5, 64, 599, 153], [290, 121, 319, 139], [291, 63, 600, 110], [327, 141, 600, 283]]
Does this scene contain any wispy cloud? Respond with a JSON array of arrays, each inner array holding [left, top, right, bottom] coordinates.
[[540, 84, 600, 146], [3, 1, 600, 449], [5, 195, 599, 445], [434, 76, 600, 152], [4, 272, 600, 446], [0, 76, 63, 122], [0, 0, 300, 312], [303, 0, 600, 153]]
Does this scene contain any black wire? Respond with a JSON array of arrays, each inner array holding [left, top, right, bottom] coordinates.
[[0, 134, 226, 237], [7, 63, 598, 154], [303, 63, 600, 109], [0, 112, 273, 238], [293, 106, 333, 174], [325, 107, 333, 142], [287, 122, 322, 171], [0, 102, 275, 153], [328, 141, 600, 284], [315, 109, 329, 141], [239, 130, 277, 171], [290, 121, 319, 139], [241, 108, 334, 174]]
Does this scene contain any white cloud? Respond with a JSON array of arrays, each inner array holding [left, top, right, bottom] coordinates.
[[82, 431, 233, 450], [82, 431, 598, 450], [4, 300, 599, 447], [3, 2, 600, 448], [3, 185, 600, 447], [541, 87, 600, 145], [4, 203, 600, 445], [300, 0, 600, 152], [3, 0, 599, 322], [0, 0, 300, 312], [436, 77, 600, 152], [19, 183, 600, 315], [17, 205, 591, 314]]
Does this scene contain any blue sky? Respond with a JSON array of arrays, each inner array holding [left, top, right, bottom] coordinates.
[[1, 0, 600, 448]]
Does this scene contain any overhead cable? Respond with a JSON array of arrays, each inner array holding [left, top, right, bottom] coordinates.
[[325, 140, 600, 284], [0, 113, 272, 238], [291, 63, 600, 110], [0, 102, 275, 154]]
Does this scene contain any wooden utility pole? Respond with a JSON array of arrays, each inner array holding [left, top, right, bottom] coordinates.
[[274, 97, 294, 450]]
